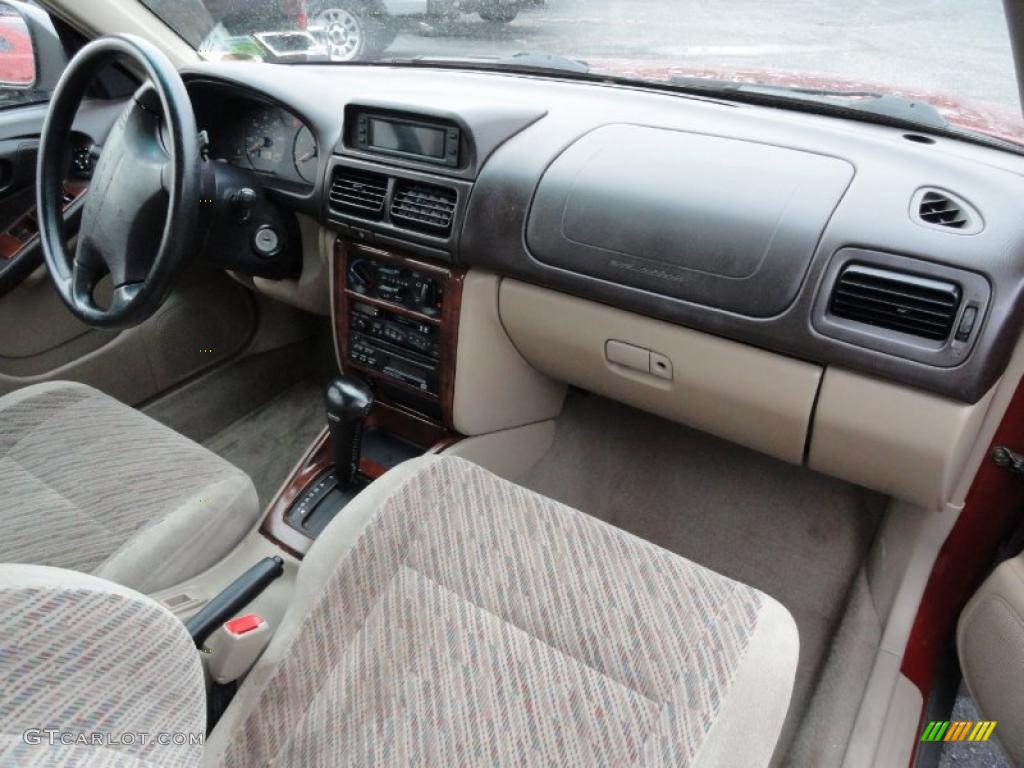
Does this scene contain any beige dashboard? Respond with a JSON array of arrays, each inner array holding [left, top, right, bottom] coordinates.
[[492, 278, 994, 512]]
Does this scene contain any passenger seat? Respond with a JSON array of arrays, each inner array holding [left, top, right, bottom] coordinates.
[[2, 455, 799, 767]]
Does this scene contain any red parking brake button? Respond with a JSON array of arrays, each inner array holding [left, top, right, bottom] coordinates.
[[225, 614, 264, 636]]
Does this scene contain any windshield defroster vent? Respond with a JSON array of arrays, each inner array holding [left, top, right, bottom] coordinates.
[[830, 264, 962, 341], [328, 168, 389, 218], [390, 181, 457, 235]]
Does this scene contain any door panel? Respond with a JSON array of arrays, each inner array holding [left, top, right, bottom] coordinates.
[[957, 554, 1024, 765], [0, 264, 258, 402]]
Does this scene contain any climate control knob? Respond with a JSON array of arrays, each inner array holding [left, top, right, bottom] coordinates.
[[348, 259, 372, 293], [417, 278, 440, 316]]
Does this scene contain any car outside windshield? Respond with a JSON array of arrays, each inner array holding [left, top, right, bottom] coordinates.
[[140, 0, 1024, 146]]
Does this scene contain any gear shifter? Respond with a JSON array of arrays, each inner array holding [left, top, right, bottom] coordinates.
[[325, 375, 374, 489]]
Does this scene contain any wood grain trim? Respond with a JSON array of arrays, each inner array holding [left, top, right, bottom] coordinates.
[[259, 400, 464, 557], [259, 427, 332, 557], [0, 182, 87, 261], [261, 239, 469, 557], [333, 240, 466, 431]]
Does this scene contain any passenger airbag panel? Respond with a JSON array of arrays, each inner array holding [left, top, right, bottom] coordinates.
[[526, 125, 854, 317]]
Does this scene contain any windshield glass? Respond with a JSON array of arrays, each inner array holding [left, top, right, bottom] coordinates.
[[140, 0, 1024, 145]]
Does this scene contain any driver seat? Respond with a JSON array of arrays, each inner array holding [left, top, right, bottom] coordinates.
[[0, 381, 260, 593]]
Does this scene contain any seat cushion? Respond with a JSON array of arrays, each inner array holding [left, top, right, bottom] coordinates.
[[208, 455, 798, 767], [0, 564, 205, 767], [0, 381, 260, 593]]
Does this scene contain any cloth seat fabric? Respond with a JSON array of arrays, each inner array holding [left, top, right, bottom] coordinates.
[[0, 381, 260, 593], [1, 454, 799, 767], [207, 455, 799, 768], [0, 564, 206, 768]]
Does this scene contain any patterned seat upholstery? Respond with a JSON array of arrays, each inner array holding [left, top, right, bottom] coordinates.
[[0, 565, 206, 768], [207, 455, 799, 768], [0, 455, 798, 767], [0, 382, 260, 593]]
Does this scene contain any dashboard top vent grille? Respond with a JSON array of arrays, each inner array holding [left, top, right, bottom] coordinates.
[[390, 181, 457, 235], [913, 188, 982, 234], [918, 191, 967, 229], [830, 264, 962, 341], [329, 168, 388, 218]]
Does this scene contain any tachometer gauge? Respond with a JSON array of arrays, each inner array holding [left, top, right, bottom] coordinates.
[[293, 125, 318, 184], [244, 109, 289, 173]]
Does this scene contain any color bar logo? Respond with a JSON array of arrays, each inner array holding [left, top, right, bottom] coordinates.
[[921, 721, 997, 742]]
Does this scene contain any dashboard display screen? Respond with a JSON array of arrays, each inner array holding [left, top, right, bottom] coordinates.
[[368, 119, 446, 159]]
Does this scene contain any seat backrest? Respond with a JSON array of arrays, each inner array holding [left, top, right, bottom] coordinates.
[[0, 564, 206, 767]]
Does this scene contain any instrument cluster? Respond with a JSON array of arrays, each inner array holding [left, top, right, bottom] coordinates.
[[217, 104, 319, 188]]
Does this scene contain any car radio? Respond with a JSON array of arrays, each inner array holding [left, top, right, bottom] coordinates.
[[348, 302, 440, 395], [343, 251, 451, 399]]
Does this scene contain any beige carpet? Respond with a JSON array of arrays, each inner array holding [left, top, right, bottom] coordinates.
[[518, 390, 886, 766]]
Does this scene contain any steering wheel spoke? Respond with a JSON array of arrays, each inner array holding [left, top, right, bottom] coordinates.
[[70, 255, 102, 309], [110, 282, 145, 314]]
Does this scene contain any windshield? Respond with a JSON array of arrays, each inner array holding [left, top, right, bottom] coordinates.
[[140, 0, 1024, 145]]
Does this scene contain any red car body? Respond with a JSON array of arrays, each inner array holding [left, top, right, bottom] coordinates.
[[0, 14, 35, 86], [592, 60, 1024, 146]]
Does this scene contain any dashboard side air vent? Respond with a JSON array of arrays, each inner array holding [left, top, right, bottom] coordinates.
[[390, 181, 457, 234], [830, 264, 962, 341], [912, 188, 982, 234], [328, 168, 389, 218]]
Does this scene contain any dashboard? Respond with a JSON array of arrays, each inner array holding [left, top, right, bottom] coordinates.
[[181, 64, 1024, 406]]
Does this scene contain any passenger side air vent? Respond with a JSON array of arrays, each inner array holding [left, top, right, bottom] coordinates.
[[328, 168, 389, 218], [830, 264, 961, 340], [912, 188, 982, 234], [919, 191, 966, 228], [390, 181, 457, 235]]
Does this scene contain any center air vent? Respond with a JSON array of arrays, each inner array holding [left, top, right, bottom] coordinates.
[[830, 264, 961, 340], [390, 181, 457, 235], [912, 188, 982, 234], [329, 168, 388, 218]]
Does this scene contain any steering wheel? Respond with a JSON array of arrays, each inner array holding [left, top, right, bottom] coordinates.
[[37, 35, 201, 329]]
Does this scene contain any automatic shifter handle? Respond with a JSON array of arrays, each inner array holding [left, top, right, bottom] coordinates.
[[325, 376, 374, 489]]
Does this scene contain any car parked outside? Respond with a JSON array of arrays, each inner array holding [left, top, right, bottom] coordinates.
[[199, 0, 539, 62]]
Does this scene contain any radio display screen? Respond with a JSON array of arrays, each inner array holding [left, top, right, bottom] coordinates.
[[368, 118, 447, 159]]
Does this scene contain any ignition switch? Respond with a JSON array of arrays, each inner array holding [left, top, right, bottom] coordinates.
[[252, 225, 282, 258]]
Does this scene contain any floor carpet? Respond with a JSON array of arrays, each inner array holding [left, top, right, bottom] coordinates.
[[202, 380, 325, 508], [517, 391, 887, 766]]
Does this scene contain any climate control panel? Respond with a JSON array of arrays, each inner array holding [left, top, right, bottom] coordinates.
[[342, 251, 451, 400], [347, 256, 444, 317]]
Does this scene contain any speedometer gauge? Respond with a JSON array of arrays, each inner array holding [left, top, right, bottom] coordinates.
[[293, 126, 318, 184], [244, 109, 289, 173]]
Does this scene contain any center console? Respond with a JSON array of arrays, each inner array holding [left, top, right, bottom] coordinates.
[[260, 239, 465, 557], [334, 241, 466, 428]]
